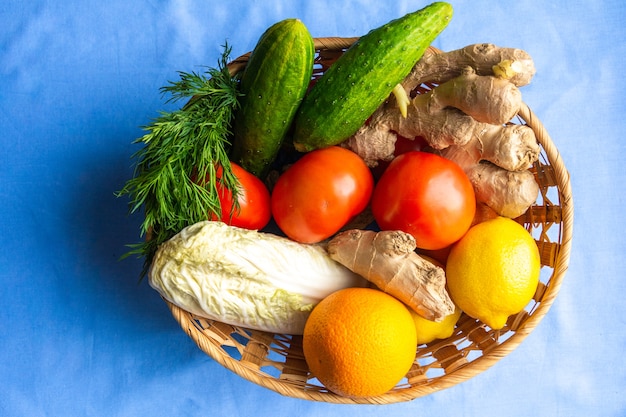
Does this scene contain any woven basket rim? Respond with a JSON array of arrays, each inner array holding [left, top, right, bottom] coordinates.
[[164, 37, 574, 404]]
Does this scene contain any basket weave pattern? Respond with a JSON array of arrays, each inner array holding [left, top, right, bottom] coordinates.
[[164, 38, 574, 404]]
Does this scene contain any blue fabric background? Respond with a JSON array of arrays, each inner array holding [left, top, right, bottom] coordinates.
[[2, 1, 624, 415]]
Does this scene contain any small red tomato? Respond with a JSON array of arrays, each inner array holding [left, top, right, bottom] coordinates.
[[371, 135, 428, 180], [393, 135, 428, 156], [211, 162, 271, 230], [271, 146, 374, 243], [372, 151, 476, 250]]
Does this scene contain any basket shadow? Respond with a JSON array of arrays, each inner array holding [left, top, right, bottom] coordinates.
[[66, 139, 180, 334]]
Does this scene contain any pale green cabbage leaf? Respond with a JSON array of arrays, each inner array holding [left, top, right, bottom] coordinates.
[[149, 221, 368, 334]]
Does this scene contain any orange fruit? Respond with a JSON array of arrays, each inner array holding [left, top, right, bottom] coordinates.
[[302, 287, 417, 398], [446, 216, 541, 329]]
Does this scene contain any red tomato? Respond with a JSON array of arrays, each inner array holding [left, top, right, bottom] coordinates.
[[372, 151, 475, 250], [371, 135, 428, 180], [211, 162, 271, 230], [393, 135, 428, 156], [271, 146, 374, 243]]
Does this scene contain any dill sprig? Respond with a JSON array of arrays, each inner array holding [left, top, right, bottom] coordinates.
[[117, 44, 242, 277]]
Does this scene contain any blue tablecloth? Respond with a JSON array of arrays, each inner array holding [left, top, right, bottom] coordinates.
[[2, 1, 624, 415]]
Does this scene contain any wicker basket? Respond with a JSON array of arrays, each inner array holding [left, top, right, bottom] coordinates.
[[163, 38, 574, 404]]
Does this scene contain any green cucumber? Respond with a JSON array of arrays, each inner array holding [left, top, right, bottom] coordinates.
[[292, 2, 453, 152], [231, 19, 314, 177]]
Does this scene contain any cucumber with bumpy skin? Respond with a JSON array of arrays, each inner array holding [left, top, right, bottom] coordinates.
[[231, 19, 314, 178], [292, 2, 453, 152]]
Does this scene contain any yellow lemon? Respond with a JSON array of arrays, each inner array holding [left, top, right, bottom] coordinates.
[[445, 217, 541, 330], [411, 306, 462, 345]]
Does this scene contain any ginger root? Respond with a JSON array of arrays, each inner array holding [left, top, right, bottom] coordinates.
[[435, 123, 540, 172], [403, 43, 536, 93], [465, 163, 539, 219], [419, 66, 523, 125], [343, 45, 541, 220], [346, 67, 528, 165], [432, 126, 541, 218], [346, 43, 536, 165], [326, 229, 455, 321]]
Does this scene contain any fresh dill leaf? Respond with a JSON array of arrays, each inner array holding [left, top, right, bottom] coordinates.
[[117, 44, 242, 277]]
